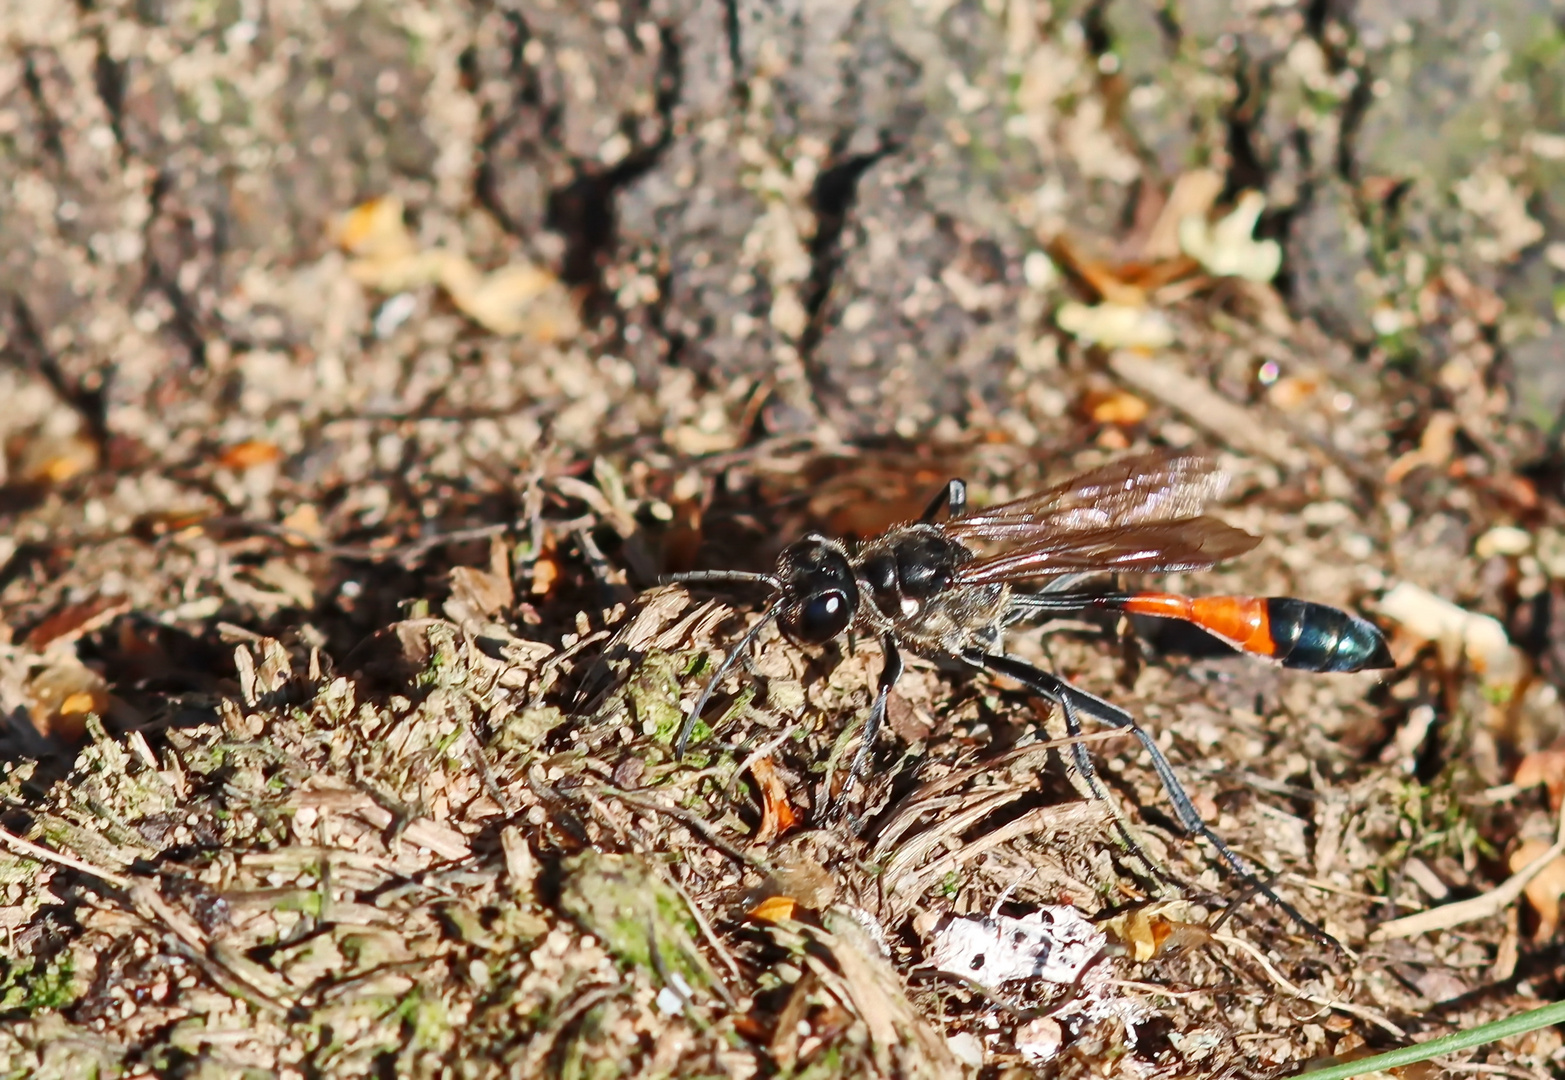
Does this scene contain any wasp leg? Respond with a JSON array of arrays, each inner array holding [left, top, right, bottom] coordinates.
[[674, 608, 777, 757], [827, 633, 905, 825], [920, 478, 968, 522], [970, 650, 1339, 950], [665, 570, 781, 588]]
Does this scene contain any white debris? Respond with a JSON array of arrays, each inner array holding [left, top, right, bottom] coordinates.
[[372, 291, 419, 338], [927, 905, 1106, 989], [927, 903, 1158, 1066], [654, 971, 693, 1015], [1179, 190, 1283, 282], [1378, 581, 1523, 689], [1015, 1016, 1064, 1064], [1056, 301, 1175, 349], [1474, 525, 1532, 559], [946, 1031, 984, 1068]]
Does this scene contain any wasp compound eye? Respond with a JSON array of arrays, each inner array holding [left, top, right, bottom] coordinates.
[[788, 589, 854, 643]]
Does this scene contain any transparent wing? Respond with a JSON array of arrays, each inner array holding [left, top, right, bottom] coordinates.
[[942, 452, 1231, 540], [954, 517, 1261, 585]]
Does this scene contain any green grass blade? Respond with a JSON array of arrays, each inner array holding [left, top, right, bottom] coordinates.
[[1290, 999, 1565, 1080]]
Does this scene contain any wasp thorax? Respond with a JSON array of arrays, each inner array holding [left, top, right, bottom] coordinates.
[[776, 536, 859, 644], [861, 527, 960, 621]]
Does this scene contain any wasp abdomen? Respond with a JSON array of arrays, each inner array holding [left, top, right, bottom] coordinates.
[[1120, 593, 1392, 672], [1265, 598, 1393, 673]]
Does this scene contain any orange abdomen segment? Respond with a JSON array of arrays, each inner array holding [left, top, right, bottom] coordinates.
[[1122, 593, 1276, 657]]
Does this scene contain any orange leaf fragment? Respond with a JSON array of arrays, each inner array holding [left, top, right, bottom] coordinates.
[[59, 692, 98, 717], [530, 551, 560, 597], [731, 1013, 770, 1041], [1265, 373, 1323, 412], [1084, 388, 1149, 426], [279, 503, 325, 545], [1512, 838, 1565, 941], [1121, 910, 1172, 961], [748, 895, 799, 923], [26, 661, 110, 744], [750, 755, 799, 843], [219, 440, 283, 470], [14, 432, 99, 486], [334, 195, 418, 262], [1046, 235, 1145, 306], [1098, 906, 1208, 961], [1385, 411, 1457, 485], [1515, 745, 1565, 811]]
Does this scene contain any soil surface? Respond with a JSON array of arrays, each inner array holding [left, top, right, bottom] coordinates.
[[2, 0, 1565, 1077]]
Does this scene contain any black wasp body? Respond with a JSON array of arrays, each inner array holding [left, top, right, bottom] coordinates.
[[670, 451, 1393, 943], [776, 524, 1005, 657]]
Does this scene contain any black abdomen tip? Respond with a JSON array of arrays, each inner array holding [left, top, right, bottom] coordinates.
[[1267, 598, 1395, 673]]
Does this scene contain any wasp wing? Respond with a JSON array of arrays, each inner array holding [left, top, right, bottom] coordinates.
[[942, 452, 1231, 540], [953, 517, 1261, 585]]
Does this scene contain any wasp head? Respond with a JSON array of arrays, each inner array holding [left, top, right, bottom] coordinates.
[[774, 536, 859, 644]]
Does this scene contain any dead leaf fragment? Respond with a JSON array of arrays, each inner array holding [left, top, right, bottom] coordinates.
[[749, 895, 799, 923], [279, 503, 325, 545], [436, 256, 580, 342], [218, 440, 283, 470], [1083, 387, 1150, 426], [334, 195, 418, 262], [1511, 838, 1565, 940], [445, 537, 514, 628], [335, 196, 579, 341], [1385, 411, 1458, 484], [25, 595, 132, 650], [12, 431, 99, 486], [1179, 190, 1282, 282], [1516, 745, 1565, 811], [1266, 372, 1324, 412], [1046, 234, 1147, 305], [1056, 301, 1174, 349], [525, 531, 561, 598], [1099, 906, 1182, 961], [1143, 169, 1224, 259], [750, 756, 800, 843], [1378, 581, 1523, 691], [27, 660, 110, 743]]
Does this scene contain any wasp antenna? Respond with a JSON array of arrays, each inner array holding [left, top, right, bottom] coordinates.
[[665, 570, 781, 589], [921, 478, 968, 522], [674, 606, 779, 758]]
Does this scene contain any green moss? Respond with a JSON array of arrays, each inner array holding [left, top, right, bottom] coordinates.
[[272, 889, 325, 918], [559, 851, 720, 999], [497, 705, 565, 750], [940, 870, 962, 899], [628, 649, 696, 745], [0, 955, 77, 1014], [559, 998, 627, 1080], [397, 988, 451, 1052]]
